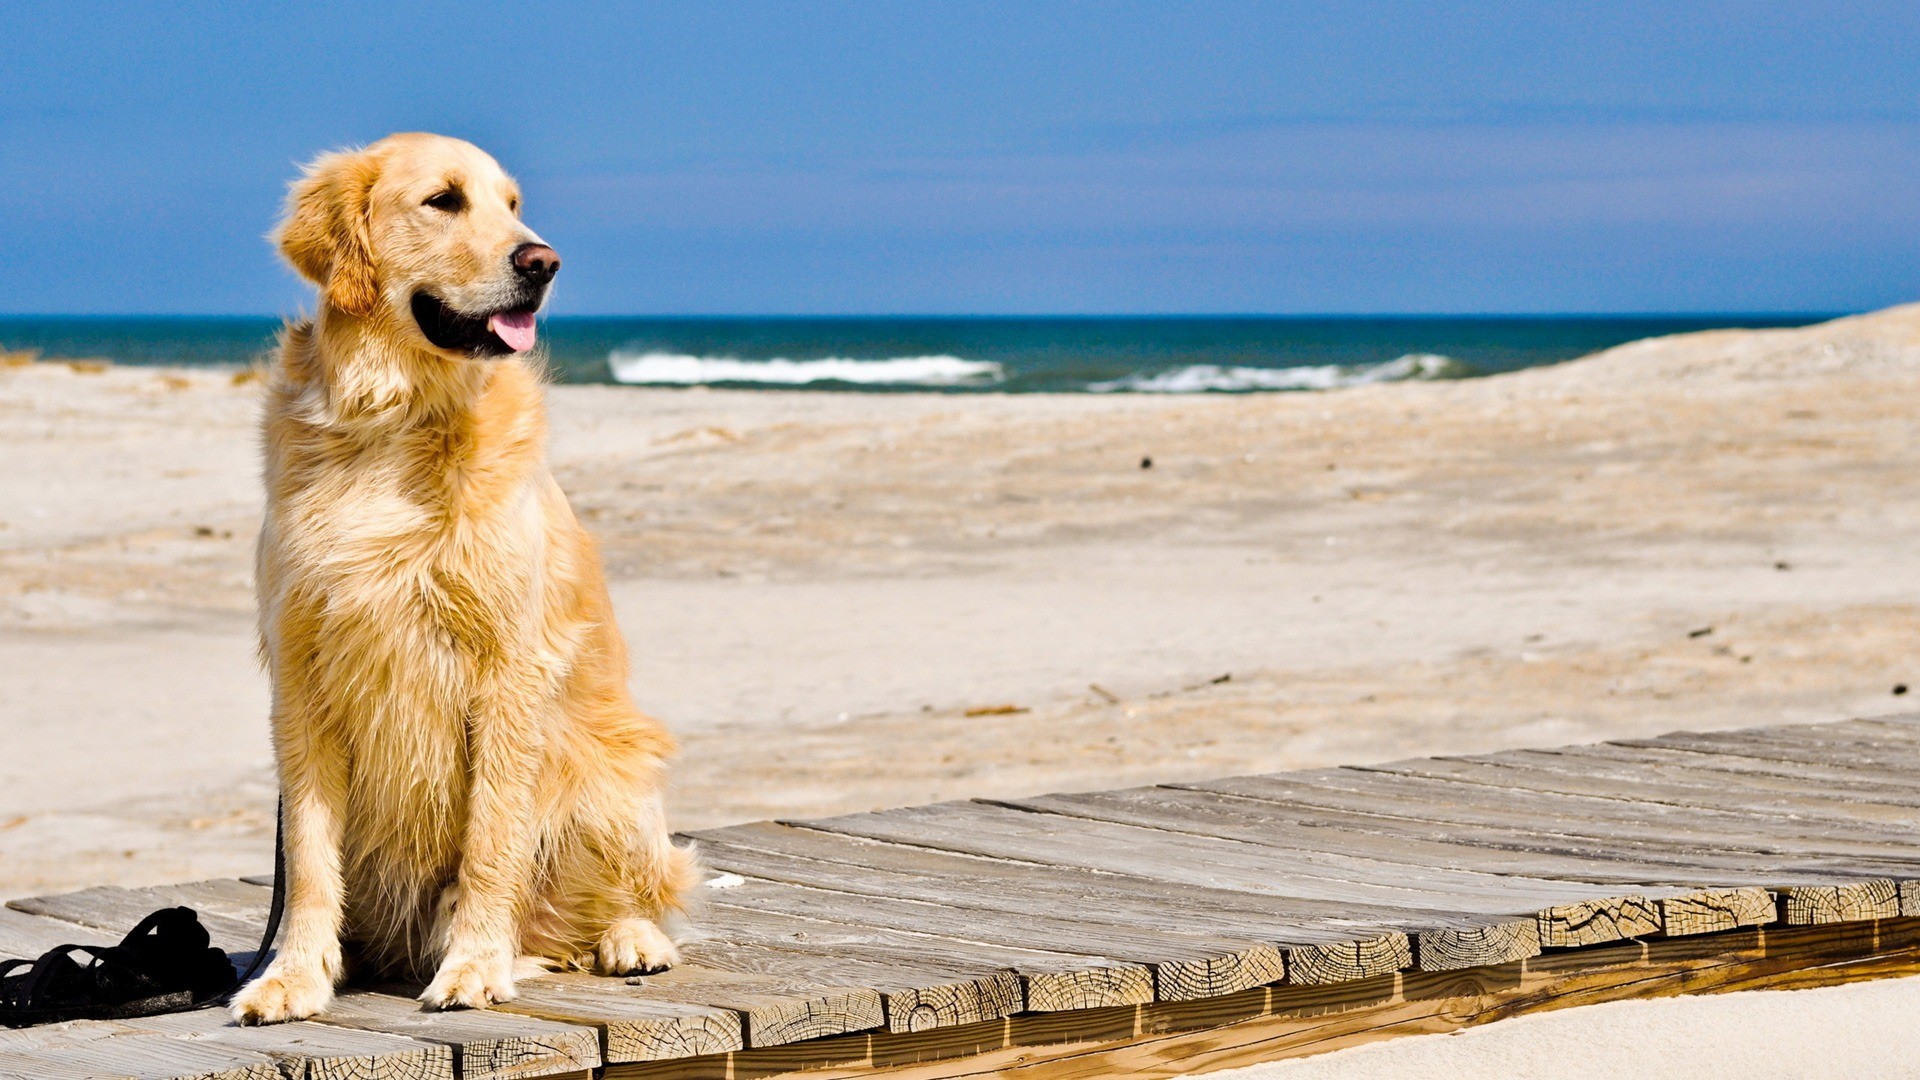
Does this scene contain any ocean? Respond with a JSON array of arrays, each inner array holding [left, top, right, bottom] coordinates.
[[0, 315, 1832, 393]]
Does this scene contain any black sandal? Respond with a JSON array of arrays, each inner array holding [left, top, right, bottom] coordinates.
[[0, 906, 237, 1027], [1, 806, 284, 1029]]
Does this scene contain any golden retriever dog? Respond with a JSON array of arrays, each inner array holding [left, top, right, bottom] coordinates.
[[232, 133, 696, 1024]]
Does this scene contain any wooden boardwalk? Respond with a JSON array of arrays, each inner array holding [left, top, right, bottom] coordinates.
[[8, 714, 1920, 1078]]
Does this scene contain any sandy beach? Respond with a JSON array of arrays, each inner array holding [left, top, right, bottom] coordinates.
[[2, 306, 1917, 902]]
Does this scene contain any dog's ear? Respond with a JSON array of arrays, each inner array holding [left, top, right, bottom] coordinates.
[[276, 149, 381, 318]]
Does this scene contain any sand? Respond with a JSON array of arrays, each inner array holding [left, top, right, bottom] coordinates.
[[1219, 973, 1920, 1078], [2, 307, 1919, 1071]]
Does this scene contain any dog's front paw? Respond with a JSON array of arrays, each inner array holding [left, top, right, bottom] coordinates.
[[231, 963, 336, 1025], [421, 951, 516, 1010], [596, 918, 680, 976]]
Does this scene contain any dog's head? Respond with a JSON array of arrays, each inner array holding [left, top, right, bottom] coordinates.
[[277, 133, 557, 358]]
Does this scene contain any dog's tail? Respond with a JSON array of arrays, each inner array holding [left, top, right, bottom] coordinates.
[[656, 841, 705, 943], [513, 954, 560, 981]]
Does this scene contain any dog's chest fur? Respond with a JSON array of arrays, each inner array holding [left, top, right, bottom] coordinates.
[[260, 351, 557, 944], [266, 364, 548, 692]]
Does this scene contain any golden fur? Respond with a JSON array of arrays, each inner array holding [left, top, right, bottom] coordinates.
[[232, 133, 696, 1024]]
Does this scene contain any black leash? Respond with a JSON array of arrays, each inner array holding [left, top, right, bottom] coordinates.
[[229, 800, 287, 996]]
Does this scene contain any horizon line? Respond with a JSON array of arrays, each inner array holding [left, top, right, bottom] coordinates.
[[0, 310, 1858, 321]]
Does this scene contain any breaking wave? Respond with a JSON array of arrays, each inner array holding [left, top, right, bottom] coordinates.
[[607, 349, 1475, 392], [608, 351, 1005, 387], [1089, 353, 1472, 393]]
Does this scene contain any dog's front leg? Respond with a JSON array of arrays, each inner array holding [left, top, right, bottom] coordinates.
[[420, 693, 544, 1010], [233, 696, 349, 1024]]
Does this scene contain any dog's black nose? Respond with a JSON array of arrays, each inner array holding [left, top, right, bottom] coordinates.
[[512, 243, 560, 284]]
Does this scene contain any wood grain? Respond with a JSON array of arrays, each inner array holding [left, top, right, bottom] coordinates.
[[1414, 920, 1540, 972], [1536, 894, 1662, 949], [1777, 879, 1902, 925], [1657, 887, 1777, 936], [499, 973, 747, 1063]]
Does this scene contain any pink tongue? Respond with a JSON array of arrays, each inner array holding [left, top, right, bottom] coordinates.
[[488, 311, 537, 352]]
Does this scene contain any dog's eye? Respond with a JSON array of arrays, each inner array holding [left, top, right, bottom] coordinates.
[[424, 190, 465, 213], [509, 197, 520, 215]]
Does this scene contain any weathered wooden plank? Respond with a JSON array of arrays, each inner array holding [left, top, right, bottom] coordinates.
[[705, 877, 1283, 1005], [787, 800, 1606, 913], [1015, 967, 1157, 1013], [137, 1009, 455, 1080], [849, 968, 1022, 1036], [498, 973, 747, 1063], [1833, 715, 1920, 743], [1149, 790, 1913, 896], [1566, 741, 1920, 803], [0, 1056, 124, 1080], [1776, 879, 1902, 925], [787, 805, 1568, 982], [1413, 920, 1540, 972], [1178, 772, 1920, 879], [319, 990, 602, 1080], [695, 824, 1414, 985], [0, 1021, 282, 1080], [1279, 935, 1413, 986], [1247, 766, 1920, 861], [1535, 894, 1661, 949], [1657, 887, 1777, 936], [1670, 727, 1920, 758], [1145, 949, 1286, 1003], [1619, 730, 1920, 774], [1714, 735, 1920, 778], [1528, 737, 1920, 807], [8, 882, 265, 955], [0, 905, 114, 957], [619, 964, 885, 1047], [697, 897, 1154, 1012], [993, 788, 1690, 952], [996, 786, 1684, 888], [1514, 743, 1920, 807], [687, 905, 1106, 1021], [691, 934, 1027, 1027], [1364, 751, 1920, 830], [1688, 720, 1920, 759], [1658, 714, 1920, 748], [1382, 749, 1920, 834], [698, 825, 1391, 952]]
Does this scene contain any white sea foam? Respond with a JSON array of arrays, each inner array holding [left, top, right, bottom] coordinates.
[[1089, 353, 1468, 393], [608, 351, 1004, 387]]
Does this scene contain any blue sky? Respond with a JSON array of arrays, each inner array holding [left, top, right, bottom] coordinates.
[[2, 1, 1915, 314]]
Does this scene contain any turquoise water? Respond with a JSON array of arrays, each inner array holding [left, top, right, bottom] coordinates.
[[0, 314, 1834, 393]]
